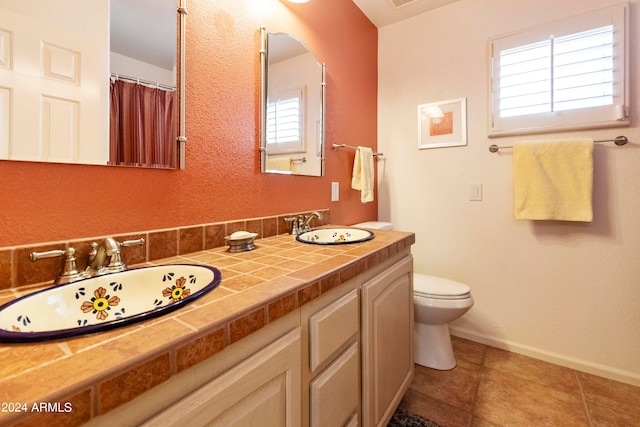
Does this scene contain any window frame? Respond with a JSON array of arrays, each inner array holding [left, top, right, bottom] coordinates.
[[488, 3, 629, 137], [266, 86, 306, 155]]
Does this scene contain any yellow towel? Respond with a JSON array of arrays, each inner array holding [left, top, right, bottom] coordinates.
[[265, 156, 292, 172], [351, 146, 374, 203], [513, 139, 594, 222]]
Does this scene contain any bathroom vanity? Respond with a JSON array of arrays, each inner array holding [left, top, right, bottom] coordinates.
[[0, 229, 414, 427]]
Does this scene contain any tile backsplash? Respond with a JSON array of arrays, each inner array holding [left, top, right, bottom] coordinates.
[[0, 210, 330, 291]]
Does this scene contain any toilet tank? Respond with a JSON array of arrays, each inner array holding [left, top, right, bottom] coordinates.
[[352, 221, 393, 230]]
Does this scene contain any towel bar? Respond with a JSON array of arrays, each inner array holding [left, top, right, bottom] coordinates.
[[489, 136, 628, 153], [332, 143, 383, 157]]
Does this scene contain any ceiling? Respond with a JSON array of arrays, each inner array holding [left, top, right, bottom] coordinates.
[[108, 0, 459, 70], [352, 0, 461, 28], [110, 0, 176, 70], [268, 33, 311, 63]]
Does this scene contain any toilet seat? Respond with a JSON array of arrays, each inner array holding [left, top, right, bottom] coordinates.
[[414, 274, 471, 300]]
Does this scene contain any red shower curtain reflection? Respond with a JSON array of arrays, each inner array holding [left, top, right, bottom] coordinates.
[[110, 79, 177, 168]]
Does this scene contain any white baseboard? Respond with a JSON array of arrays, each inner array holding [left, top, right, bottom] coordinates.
[[450, 326, 640, 388]]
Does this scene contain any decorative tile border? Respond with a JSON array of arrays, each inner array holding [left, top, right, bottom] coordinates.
[[0, 210, 330, 291]]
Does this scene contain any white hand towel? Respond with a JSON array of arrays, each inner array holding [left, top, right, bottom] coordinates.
[[351, 146, 374, 203]]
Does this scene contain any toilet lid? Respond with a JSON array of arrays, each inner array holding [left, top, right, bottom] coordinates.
[[414, 274, 471, 299]]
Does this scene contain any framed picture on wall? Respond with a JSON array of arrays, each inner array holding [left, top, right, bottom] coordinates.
[[417, 98, 467, 149]]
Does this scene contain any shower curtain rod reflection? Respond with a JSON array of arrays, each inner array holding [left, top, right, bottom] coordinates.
[[332, 143, 383, 157], [488, 136, 629, 153], [110, 73, 176, 91]]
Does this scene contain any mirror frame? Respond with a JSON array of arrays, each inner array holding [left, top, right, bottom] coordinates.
[[177, 0, 187, 170], [259, 26, 326, 176]]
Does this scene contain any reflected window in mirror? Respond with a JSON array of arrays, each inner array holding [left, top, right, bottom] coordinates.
[[267, 87, 304, 153], [260, 28, 326, 177]]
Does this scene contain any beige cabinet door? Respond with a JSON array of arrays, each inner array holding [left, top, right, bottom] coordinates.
[[361, 255, 414, 427], [309, 342, 359, 427], [141, 328, 302, 427]]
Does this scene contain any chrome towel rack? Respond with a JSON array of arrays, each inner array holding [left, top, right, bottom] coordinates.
[[332, 143, 383, 157], [489, 136, 629, 153]]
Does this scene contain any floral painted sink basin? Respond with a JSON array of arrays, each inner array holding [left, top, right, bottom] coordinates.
[[296, 227, 374, 245], [0, 264, 221, 343]]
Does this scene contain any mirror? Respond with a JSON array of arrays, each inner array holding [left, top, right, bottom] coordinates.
[[0, 0, 185, 169], [260, 28, 325, 176]]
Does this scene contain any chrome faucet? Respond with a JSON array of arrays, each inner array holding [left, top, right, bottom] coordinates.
[[284, 211, 324, 235], [30, 237, 145, 285], [299, 211, 323, 231], [87, 237, 145, 275]]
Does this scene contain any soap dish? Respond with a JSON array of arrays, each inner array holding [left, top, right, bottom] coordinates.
[[225, 231, 258, 253]]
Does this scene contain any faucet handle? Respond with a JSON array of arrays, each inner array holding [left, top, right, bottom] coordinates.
[[284, 217, 300, 235], [119, 237, 145, 248], [30, 247, 88, 285], [29, 249, 66, 262]]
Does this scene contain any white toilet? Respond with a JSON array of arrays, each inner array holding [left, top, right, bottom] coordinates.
[[413, 274, 473, 370], [353, 221, 474, 370]]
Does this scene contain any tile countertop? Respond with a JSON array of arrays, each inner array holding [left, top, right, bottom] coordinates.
[[0, 228, 415, 426]]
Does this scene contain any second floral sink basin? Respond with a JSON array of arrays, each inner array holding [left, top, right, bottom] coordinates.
[[0, 264, 221, 343], [296, 227, 375, 245]]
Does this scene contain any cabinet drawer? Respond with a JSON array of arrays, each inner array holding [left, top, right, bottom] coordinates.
[[309, 342, 359, 427], [309, 289, 359, 371]]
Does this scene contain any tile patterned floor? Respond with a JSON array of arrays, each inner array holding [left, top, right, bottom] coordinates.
[[398, 337, 640, 427]]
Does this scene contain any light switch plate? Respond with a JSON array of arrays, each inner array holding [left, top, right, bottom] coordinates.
[[331, 182, 339, 201], [469, 183, 482, 201]]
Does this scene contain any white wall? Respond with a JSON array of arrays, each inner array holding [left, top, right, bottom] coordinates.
[[110, 52, 175, 88], [378, 0, 640, 386]]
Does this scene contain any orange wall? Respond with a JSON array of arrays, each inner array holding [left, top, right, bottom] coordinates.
[[0, 0, 378, 247]]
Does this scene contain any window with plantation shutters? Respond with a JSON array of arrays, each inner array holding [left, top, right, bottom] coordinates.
[[266, 87, 305, 153], [489, 4, 629, 137]]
